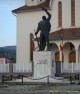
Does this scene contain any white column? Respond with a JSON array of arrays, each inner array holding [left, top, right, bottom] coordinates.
[[72, 62, 73, 73], [76, 49, 79, 70], [60, 51, 63, 73]]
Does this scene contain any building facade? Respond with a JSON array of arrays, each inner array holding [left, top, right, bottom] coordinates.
[[12, 0, 80, 73]]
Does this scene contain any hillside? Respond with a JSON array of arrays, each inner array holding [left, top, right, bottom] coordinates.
[[0, 46, 16, 58]]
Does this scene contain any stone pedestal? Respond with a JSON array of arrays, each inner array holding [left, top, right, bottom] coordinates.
[[33, 51, 55, 78]]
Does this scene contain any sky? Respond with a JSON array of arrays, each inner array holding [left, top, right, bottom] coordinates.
[[0, 0, 25, 47]]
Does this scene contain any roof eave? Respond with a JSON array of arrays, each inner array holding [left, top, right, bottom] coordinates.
[[12, 7, 51, 14], [12, 0, 51, 14]]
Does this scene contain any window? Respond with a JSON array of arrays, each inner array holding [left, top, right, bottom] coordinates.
[[58, 1, 62, 28], [69, 51, 76, 63], [71, 0, 75, 26], [30, 33, 35, 61]]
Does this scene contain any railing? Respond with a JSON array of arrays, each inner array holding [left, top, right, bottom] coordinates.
[[63, 63, 80, 73], [69, 74, 80, 84], [0, 63, 32, 73], [0, 63, 9, 73], [1, 75, 65, 84], [0, 62, 80, 73]]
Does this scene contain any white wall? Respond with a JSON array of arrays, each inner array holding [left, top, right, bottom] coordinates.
[[51, 0, 80, 30], [51, 0, 71, 30], [75, 0, 80, 27]]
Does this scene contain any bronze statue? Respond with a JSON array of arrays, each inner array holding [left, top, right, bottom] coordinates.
[[35, 8, 51, 51]]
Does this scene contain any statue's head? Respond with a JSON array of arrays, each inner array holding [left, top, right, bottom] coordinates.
[[42, 16, 46, 20]]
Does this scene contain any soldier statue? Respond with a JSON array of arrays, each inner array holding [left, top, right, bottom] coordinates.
[[35, 8, 51, 51]]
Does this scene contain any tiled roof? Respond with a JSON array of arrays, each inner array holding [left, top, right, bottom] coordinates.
[[50, 28, 80, 40], [0, 54, 12, 60], [0, 54, 5, 58], [12, 0, 50, 13]]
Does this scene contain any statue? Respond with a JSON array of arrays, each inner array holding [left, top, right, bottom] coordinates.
[[35, 8, 51, 51]]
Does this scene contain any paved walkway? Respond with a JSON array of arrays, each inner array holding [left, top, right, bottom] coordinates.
[[0, 84, 80, 94]]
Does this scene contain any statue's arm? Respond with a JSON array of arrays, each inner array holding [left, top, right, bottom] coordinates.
[[42, 8, 51, 21]]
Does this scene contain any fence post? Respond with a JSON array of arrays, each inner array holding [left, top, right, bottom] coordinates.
[[22, 75, 23, 83], [18, 74, 21, 79], [10, 75, 13, 80], [78, 74, 79, 80], [2, 75, 4, 83], [70, 75, 72, 84], [72, 62, 73, 73], [47, 75, 49, 84]]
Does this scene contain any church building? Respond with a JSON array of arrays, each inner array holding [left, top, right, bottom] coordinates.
[[12, 0, 80, 73]]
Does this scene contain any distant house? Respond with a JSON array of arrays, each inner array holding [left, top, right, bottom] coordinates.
[[0, 54, 11, 64], [12, 0, 80, 73], [0, 54, 5, 64]]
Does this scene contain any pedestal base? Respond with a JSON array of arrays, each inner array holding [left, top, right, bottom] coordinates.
[[33, 51, 55, 78]]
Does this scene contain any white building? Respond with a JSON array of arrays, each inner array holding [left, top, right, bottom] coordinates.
[[12, 0, 80, 73]]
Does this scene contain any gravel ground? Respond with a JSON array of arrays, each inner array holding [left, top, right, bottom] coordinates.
[[0, 84, 80, 94]]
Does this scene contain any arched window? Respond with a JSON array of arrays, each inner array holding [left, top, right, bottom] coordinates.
[[55, 51, 64, 62], [58, 1, 62, 28], [69, 51, 76, 63], [55, 52, 59, 62], [71, 0, 75, 26], [30, 33, 35, 61]]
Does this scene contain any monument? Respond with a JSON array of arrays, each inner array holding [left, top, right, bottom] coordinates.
[[33, 8, 55, 78]]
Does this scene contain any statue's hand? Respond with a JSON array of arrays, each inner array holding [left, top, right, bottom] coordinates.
[[42, 8, 47, 12], [35, 32, 37, 35]]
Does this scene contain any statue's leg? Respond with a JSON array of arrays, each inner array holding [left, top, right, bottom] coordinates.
[[42, 36, 46, 50], [39, 33, 44, 51], [44, 32, 50, 51]]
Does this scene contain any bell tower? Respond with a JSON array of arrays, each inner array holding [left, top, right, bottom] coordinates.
[[25, 0, 46, 6]]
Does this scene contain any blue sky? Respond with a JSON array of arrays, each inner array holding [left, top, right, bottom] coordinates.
[[0, 0, 25, 47]]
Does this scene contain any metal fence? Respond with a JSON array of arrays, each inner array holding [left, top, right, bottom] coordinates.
[[63, 63, 80, 73], [13, 63, 32, 73], [0, 63, 32, 73], [0, 62, 80, 73], [0, 63, 9, 73], [1, 75, 66, 84]]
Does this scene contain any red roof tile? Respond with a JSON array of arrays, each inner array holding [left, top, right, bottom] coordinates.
[[50, 28, 80, 40], [12, 0, 50, 13]]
